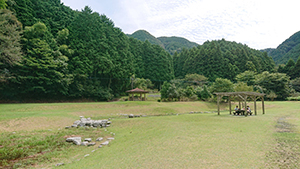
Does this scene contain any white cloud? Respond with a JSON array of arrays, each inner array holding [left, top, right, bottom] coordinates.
[[61, 0, 300, 49]]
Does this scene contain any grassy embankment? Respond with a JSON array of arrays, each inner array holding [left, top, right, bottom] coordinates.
[[0, 101, 300, 168]]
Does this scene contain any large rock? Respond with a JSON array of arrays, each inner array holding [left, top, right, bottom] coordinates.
[[96, 137, 103, 141], [87, 142, 96, 146], [73, 120, 81, 125], [66, 137, 82, 145], [73, 140, 81, 145], [78, 122, 86, 127], [93, 120, 102, 127], [80, 118, 87, 122], [85, 120, 93, 126], [81, 141, 89, 146], [85, 138, 92, 142], [101, 141, 109, 145], [101, 120, 108, 127]]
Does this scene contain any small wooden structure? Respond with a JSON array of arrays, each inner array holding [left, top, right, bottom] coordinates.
[[214, 92, 265, 116], [126, 88, 149, 101]]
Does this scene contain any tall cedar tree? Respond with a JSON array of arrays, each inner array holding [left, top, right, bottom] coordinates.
[[0, 9, 23, 83]]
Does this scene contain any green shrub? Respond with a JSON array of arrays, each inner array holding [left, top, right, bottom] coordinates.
[[287, 96, 300, 101]]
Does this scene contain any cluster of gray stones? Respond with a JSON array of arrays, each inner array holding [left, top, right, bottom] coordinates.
[[57, 137, 114, 167], [118, 114, 147, 118], [55, 117, 115, 167], [65, 136, 114, 147], [65, 116, 111, 129], [65, 116, 115, 147]]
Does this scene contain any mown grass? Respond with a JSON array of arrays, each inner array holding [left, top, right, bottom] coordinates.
[[59, 114, 275, 168], [1, 101, 300, 168]]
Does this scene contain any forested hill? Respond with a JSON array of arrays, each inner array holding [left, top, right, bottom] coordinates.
[[127, 30, 199, 55], [127, 30, 164, 48], [174, 39, 275, 81], [158, 36, 199, 55], [266, 31, 300, 64]]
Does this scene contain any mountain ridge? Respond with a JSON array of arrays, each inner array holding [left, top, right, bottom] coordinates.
[[264, 31, 300, 64], [127, 30, 199, 55]]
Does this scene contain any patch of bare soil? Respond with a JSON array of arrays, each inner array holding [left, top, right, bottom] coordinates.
[[0, 117, 74, 132], [265, 117, 300, 168]]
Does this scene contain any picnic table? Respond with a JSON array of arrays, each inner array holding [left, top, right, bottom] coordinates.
[[233, 109, 245, 115], [233, 109, 252, 116]]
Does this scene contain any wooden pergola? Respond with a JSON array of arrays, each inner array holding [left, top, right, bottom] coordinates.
[[126, 88, 149, 101], [214, 92, 266, 116]]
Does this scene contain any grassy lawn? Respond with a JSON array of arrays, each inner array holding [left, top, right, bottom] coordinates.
[[1, 101, 300, 168]]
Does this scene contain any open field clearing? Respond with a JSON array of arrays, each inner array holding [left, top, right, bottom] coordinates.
[[1, 101, 300, 168]]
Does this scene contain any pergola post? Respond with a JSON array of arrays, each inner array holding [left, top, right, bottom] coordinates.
[[229, 96, 231, 115], [262, 96, 265, 114], [254, 99, 257, 115], [253, 96, 257, 115], [239, 100, 241, 109], [244, 96, 247, 117], [217, 95, 221, 115], [144, 93, 146, 101]]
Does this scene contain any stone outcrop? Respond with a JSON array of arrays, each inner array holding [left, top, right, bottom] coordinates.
[[66, 116, 112, 129]]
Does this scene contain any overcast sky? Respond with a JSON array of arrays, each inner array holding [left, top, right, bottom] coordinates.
[[61, 0, 300, 49]]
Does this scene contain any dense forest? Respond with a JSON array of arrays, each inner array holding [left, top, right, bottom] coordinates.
[[0, 0, 173, 101], [173, 39, 275, 81], [1, 0, 300, 102]]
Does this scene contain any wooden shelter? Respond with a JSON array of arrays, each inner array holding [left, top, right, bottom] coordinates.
[[126, 88, 149, 101], [214, 92, 265, 116]]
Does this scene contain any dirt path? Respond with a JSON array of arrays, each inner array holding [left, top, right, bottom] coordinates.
[[265, 116, 300, 168]]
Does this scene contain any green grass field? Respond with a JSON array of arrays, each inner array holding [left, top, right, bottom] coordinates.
[[1, 101, 300, 168]]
